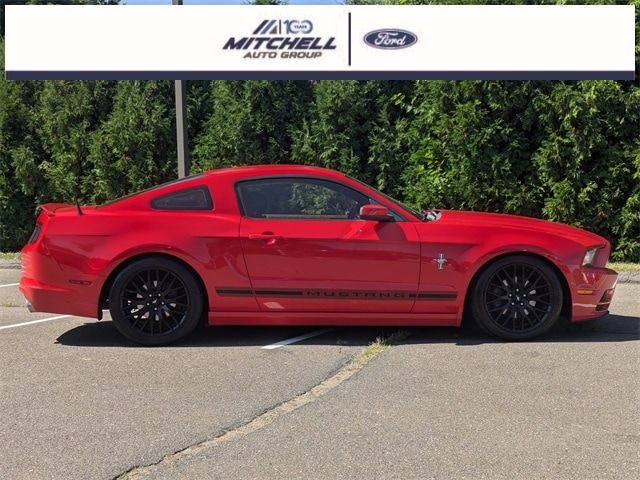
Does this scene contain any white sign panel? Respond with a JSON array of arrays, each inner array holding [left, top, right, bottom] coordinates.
[[4, 5, 636, 80]]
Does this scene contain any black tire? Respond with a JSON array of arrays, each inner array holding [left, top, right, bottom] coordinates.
[[109, 257, 204, 346], [469, 255, 563, 340]]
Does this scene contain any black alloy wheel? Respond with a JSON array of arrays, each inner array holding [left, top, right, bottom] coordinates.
[[109, 257, 203, 346], [470, 255, 563, 340]]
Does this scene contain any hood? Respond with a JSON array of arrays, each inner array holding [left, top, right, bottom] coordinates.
[[438, 210, 607, 247]]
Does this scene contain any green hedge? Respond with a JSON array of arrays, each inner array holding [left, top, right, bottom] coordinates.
[[1, 42, 638, 260]]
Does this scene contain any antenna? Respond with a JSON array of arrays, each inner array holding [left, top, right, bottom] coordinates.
[[75, 198, 83, 216]]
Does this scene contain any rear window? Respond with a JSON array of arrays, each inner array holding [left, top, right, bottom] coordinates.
[[150, 186, 213, 211], [100, 173, 205, 206]]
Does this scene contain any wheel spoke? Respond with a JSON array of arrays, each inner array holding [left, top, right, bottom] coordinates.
[[527, 307, 541, 323], [159, 314, 173, 332], [486, 291, 507, 300], [157, 271, 170, 292], [530, 304, 550, 314], [488, 303, 509, 313]]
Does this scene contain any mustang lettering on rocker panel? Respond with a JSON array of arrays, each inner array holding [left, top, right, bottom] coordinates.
[[223, 19, 337, 60], [216, 288, 457, 300]]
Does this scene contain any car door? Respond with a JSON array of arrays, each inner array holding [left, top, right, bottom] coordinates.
[[236, 176, 421, 313]]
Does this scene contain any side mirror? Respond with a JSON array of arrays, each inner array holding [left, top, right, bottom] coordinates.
[[359, 204, 393, 222]]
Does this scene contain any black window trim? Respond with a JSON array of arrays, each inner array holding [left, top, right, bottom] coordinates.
[[150, 185, 214, 211], [234, 175, 406, 222], [100, 173, 206, 207]]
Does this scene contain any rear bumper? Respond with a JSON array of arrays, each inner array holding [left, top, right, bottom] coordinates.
[[19, 276, 97, 318], [571, 267, 618, 322], [20, 242, 99, 319]]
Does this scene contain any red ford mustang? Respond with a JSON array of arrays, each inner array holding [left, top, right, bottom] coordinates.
[[20, 165, 617, 345]]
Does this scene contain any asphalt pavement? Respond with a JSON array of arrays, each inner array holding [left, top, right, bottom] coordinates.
[[1, 268, 638, 479]]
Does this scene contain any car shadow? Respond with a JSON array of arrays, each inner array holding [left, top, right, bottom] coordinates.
[[404, 313, 639, 346], [54, 322, 394, 348], [55, 313, 638, 348]]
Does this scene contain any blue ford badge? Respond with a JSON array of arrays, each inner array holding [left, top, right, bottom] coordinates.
[[363, 29, 418, 49]]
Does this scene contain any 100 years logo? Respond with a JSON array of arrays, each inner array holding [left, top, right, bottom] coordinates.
[[223, 19, 336, 60]]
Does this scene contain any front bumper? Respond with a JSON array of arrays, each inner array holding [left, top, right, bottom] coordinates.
[[571, 267, 618, 322]]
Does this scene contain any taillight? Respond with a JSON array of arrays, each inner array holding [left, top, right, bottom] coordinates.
[[28, 222, 41, 243]]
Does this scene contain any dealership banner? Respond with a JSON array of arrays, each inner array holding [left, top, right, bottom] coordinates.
[[4, 4, 636, 80]]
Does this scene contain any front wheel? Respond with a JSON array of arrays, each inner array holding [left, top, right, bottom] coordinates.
[[469, 255, 563, 340], [109, 257, 203, 346]]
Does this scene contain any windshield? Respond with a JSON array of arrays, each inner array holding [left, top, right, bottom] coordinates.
[[348, 176, 423, 220]]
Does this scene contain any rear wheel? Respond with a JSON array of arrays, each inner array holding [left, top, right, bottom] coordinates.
[[109, 257, 203, 346], [470, 255, 563, 340]]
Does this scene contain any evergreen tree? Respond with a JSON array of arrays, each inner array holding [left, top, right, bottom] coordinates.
[[0, 43, 42, 251], [192, 80, 312, 170], [0, 0, 638, 260], [33, 81, 115, 203], [292, 80, 413, 197], [88, 81, 175, 203]]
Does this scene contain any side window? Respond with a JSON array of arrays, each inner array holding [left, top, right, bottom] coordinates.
[[237, 178, 368, 219], [151, 186, 213, 211]]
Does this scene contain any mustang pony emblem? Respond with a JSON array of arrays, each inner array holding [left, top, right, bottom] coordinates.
[[434, 253, 447, 270]]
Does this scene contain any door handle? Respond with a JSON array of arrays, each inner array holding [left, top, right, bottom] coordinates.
[[248, 233, 284, 244]]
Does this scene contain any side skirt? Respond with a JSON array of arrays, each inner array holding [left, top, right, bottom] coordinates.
[[209, 311, 460, 327]]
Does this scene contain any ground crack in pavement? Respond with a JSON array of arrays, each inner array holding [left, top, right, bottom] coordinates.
[[114, 330, 408, 480]]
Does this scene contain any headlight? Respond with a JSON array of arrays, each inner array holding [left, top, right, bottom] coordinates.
[[582, 247, 599, 266]]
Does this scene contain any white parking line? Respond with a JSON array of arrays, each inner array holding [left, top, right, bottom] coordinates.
[[0, 315, 72, 330], [0, 283, 19, 288], [261, 328, 333, 350]]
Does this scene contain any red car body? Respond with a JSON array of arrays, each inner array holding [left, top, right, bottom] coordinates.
[[20, 165, 617, 331]]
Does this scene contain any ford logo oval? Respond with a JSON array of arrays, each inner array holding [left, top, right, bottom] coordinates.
[[363, 29, 418, 50]]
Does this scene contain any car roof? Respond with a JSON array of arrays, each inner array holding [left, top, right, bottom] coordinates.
[[98, 164, 350, 210], [205, 164, 347, 180]]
